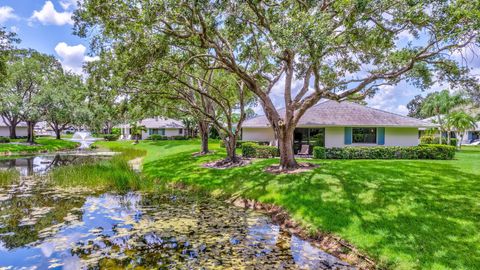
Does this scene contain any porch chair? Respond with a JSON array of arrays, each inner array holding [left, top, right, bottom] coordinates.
[[298, 144, 310, 156]]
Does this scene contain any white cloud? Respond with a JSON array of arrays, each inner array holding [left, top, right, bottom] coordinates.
[[54, 42, 98, 74], [0, 6, 19, 24], [367, 84, 414, 115], [10, 26, 19, 33], [30, 1, 73, 26], [59, 0, 80, 10]]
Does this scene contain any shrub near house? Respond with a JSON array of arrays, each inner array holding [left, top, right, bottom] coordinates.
[[313, 145, 455, 160]]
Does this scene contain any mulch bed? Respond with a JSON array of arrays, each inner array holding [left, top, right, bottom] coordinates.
[[265, 162, 319, 174], [202, 158, 252, 169]]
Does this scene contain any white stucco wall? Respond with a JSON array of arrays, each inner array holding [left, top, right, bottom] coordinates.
[[0, 127, 28, 137], [241, 127, 275, 142], [384, 128, 419, 146], [325, 127, 345, 147], [141, 128, 185, 139]]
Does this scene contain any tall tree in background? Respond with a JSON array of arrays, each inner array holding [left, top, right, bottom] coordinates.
[[421, 90, 466, 144], [40, 71, 87, 139], [406, 95, 425, 119], [0, 28, 19, 83], [75, 0, 480, 169]]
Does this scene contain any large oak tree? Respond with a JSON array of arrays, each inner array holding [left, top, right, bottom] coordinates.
[[75, 0, 480, 169]]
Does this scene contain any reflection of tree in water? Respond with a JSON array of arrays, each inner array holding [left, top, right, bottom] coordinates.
[[0, 184, 86, 249], [69, 194, 344, 269]]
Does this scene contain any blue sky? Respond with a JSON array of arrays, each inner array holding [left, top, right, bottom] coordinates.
[[1, 0, 479, 115]]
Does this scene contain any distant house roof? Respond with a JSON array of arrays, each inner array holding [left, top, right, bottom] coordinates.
[[243, 100, 436, 128], [140, 118, 184, 128], [0, 118, 27, 127]]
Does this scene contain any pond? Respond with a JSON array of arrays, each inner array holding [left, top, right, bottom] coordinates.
[[0, 154, 353, 269]]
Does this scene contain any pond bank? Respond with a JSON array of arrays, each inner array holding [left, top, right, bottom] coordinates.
[[0, 138, 79, 156]]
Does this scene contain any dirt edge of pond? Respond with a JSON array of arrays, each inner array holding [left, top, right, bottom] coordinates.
[[229, 197, 377, 270], [169, 182, 377, 270]]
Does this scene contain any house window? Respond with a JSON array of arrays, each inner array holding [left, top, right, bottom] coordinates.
[[179, 129, 183, 134], [352, 128, 377, 144], [149, 128, 165, 135]]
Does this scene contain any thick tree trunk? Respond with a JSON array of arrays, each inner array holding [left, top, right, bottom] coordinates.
[[55, 129, 61, 140], [447, 131, 451, 145], [26, 121, 36, 144], [224, 135, 239, 163], [198, 121, 210, 154], [9, 124, 17, 139], [277, 126, 298, 170]]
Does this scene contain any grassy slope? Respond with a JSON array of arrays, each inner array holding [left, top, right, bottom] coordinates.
[[96, 140, 480, 270], [0, 138, 79, 154]]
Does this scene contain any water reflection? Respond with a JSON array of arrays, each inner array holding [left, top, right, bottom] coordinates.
[[0, 153, 113, 176], [0, 156, 353, 269]]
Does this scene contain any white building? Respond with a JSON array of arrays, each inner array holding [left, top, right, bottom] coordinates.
[[0, 119, 28, 138], [118, 118, 186, 140], [242, 100, 435, 153]]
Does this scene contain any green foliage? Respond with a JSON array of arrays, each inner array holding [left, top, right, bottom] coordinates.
[[313, 145, 456, 160], [0, 170, 19, 186], [312, 146, 326, 159], [421, 136, 459, 146], [111, 128, 121, 135], [241, 142, 278, 158], [103, 134, 120, 141], [50, 147, 147, 192], [0, 137, 10, 143], [171, 135, 188, 140], [147, 134, 167, 141]]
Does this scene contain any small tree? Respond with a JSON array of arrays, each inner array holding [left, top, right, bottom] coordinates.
[[447, 111, 477, 148], [130, 122, 146, 144], [421, 90, 466, 144]]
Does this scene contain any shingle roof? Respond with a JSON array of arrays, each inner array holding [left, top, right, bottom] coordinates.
[[139, 118, 185, 129], [243, 100, 436, 128]]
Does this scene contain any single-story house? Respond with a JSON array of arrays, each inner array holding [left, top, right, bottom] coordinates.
[[117, 118, 186, 140], [0, 119, 28, 138], [242, 100, 435, 153]]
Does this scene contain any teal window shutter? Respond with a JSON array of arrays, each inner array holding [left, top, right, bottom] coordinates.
[[377, 127, 385, 145], [344, 127, 352, 145]]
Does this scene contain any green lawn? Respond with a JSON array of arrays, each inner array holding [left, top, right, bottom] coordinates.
[[96, 140, 480, 269], [0, 137, 79, 155]]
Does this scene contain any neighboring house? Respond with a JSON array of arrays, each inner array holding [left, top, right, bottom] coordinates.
[[118, 118, 186, 140], [423, 116, 479, 144], [242, 100, 435, 153], [0, 118, 28, 138]]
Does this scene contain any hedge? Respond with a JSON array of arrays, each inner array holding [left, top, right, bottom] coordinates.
[[147, 134, 168, 141], [241, 142, 279, 158], [0, 137, 10, 143], [420, 135, 458, 147], [103, 134, 120, 141], [313, 144, 455, 160], [220, 140, 269, 148]]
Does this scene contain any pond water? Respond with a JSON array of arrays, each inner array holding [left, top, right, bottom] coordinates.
[[0, 155, 353, 269]]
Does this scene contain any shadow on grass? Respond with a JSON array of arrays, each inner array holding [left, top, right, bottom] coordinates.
[[142, 147, 480, 269]]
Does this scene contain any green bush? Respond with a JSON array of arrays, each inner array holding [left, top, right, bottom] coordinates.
[[313, 146, 326, 159], [147, 134, 167, 141], [241, 142, 279, 158], [313, 145, 455, 160], [420, 136, 459, 147], [111, 127, 121, 135], [219, 140, 255, 148], [449, 138, 458, 147], [171, 135, 188, 140], [0, 137, 10, 143], [103, 134, 120, 141]]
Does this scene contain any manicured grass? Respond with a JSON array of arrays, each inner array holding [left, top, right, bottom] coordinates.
[[49, 147, 148, 192], [96, 140, 480, 269], [0, 137, 79, 155]]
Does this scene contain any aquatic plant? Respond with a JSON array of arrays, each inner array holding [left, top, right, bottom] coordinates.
[[0, 170, 19, 186]]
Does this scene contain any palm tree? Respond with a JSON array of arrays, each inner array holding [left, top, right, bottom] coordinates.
[[130, 122, 147, 144], [421, 90, 465, 144], [446, 111, 477, 148]]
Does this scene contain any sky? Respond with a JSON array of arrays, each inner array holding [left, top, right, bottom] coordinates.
[[1, 0, 479, 116]]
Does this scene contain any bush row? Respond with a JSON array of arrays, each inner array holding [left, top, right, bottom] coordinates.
[[103, 134, 120, 141], [219, 140, 269, 148], [420, 135, 458, 146], [0, 137, 10, 143], [313, 144, 455, 160], [146, 135, 190, 141], [241, 142, 279, 158]]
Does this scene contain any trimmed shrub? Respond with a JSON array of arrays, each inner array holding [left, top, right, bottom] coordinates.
[[0, 137, 10, 143], [241, 142, 279, 158], [420, 135, 435, 145], [313, 146, 326, 159], [314, 145, 455, 160], [449, 138, 458, 147], [220, 140, 257, 148], [103, 134, 120, 141], [147, 134, 167, 141], [171, 135, 188, 140]]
